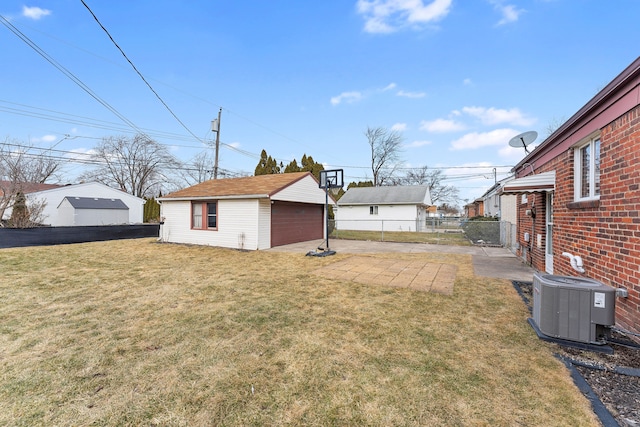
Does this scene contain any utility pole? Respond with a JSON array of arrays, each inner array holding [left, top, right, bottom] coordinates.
[[212, 108, 222, 179]]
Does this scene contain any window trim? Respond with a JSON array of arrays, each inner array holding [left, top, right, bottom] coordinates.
[[191, 201, 218, 230], [574, 135, 601, 202]]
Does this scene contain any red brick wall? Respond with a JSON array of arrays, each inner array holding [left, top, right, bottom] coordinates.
[[520, 105, 640, 333]]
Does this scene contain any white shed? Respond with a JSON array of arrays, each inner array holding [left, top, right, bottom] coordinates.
[[57, 197, 130, 226], [158, 172, 333, 250], [24, 182, 145, 226], [335, 186, 432, 232]]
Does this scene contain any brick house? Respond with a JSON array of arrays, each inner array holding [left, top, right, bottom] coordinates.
[[502, 56, 640, 334], [464, 198, 484, 218]]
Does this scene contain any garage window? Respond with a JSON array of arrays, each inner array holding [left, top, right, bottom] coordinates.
[[192, 201, 217, 230], [369, 205, 378, 215]]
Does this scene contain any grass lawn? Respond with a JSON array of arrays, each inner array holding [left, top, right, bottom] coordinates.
[[0, 239, 598, 426]]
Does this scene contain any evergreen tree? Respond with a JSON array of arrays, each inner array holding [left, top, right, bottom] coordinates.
[[284, 159, 301, 173], [300, 154, 324, 180], [144, 197, 161, 223], [254, 149, 281, 175], [8, 192, 30, 228], [347, 180, 374, 189]]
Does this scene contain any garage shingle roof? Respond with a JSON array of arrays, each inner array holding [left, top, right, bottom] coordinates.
[[162, 172, 314, 199], [338, 185, 431, 206], [63, 197, 129, 210]]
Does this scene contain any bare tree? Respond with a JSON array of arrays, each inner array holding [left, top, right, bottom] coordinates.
[[183, 150, 216, 185], [545, 116, 567, 138], [80, 134, 179, 198], [423, 169, 459, 206], [365, 127, 404, 186], [0, 138, 61, 221], [396, 166, 460, 206]]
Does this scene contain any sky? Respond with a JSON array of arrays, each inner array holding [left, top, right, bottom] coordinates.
[[2, 0, 639, 205]]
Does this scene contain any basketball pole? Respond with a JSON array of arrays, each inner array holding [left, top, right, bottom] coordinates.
[[324, 185, 330, 251]]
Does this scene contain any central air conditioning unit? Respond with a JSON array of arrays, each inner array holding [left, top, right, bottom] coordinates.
[[532, 272, 616, 344]]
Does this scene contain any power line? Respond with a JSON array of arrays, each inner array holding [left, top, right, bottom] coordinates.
[[8, 17, 333, 162], [80, 0, 204, 145], [0, 140, 250, 176], [0, 14, 144, 135]]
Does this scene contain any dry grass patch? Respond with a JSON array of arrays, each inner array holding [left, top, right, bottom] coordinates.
[[0, 239, 598, 426]]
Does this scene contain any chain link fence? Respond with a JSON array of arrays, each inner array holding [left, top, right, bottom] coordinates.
[[330, 218, 514, 247]]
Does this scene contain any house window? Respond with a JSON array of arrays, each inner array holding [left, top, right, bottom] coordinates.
[[369, 205, 378, 215], [574, 137, 600, 200], [192, 201, 217, 229], [207, 202, 217, 228]]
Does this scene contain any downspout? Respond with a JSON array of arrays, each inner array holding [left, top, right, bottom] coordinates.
[[157, 199, 164, 242]]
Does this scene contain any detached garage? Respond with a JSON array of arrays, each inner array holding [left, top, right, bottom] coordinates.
[[158, 172, 332, 250], [57, 197, 129, 226]]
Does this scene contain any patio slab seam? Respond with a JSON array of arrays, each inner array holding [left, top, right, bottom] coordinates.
[[312, 256, 456, 295]]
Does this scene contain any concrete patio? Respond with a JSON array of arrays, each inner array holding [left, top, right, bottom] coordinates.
[[269, 239, 536, 294]]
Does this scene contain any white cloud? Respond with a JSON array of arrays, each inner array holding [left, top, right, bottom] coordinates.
[[66, 148, 96, 160], [330, 91, 363, 106], [488, 1, 524, 25], [397, 90, 426, 98], [356, 0, 453, 34], [497, 4, 522, 25], [420, 118, 466, 133], [463, 78, 472, 86], [382, 82, 397, 91], [450, 128, 519, 150], [30, 134, 57, 143], [22, 6, 52, 20], [406, 140, 432, 148], [391, 122, 407, 131], [498, 143, 538, 162], [462, 106, 536, 126]]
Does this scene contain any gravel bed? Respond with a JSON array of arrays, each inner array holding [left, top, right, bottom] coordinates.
[[513, 281, 640, 427]]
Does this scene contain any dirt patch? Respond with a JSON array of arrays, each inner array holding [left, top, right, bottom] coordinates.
[[313, 256, 456, 294], [513, 280, 640, 426]]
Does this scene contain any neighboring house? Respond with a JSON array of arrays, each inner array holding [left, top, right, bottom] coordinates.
[[2, 182, 145, 226], [480, 176, 516, 221], [158, 172, 332, 250], [464, 198, 484, 218], [477, 176, 518, 250], [57, 197, 130, 226], [335, 185, 431, 232], [501, 56, 640, 334]]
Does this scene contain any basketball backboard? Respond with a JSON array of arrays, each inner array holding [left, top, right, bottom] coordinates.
[[319, 169, 344, 189]]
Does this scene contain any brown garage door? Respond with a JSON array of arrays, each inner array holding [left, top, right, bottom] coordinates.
[[271, 201, 323, 247]]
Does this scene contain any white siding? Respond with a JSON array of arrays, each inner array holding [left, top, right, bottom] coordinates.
[[56, 199, 128, 226], [160, 199, 262, 250], [272, 175, 328, 205], [500, 194, 517, 225], [25, 182, 144, 226], [56, 199, 75, 226], [335, 204, 421, 231], [257, 199, 271, 250], [75, 208, 129, 226]]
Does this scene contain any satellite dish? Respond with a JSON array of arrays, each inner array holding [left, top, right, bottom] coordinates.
[[509, 131, 537, 154]]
